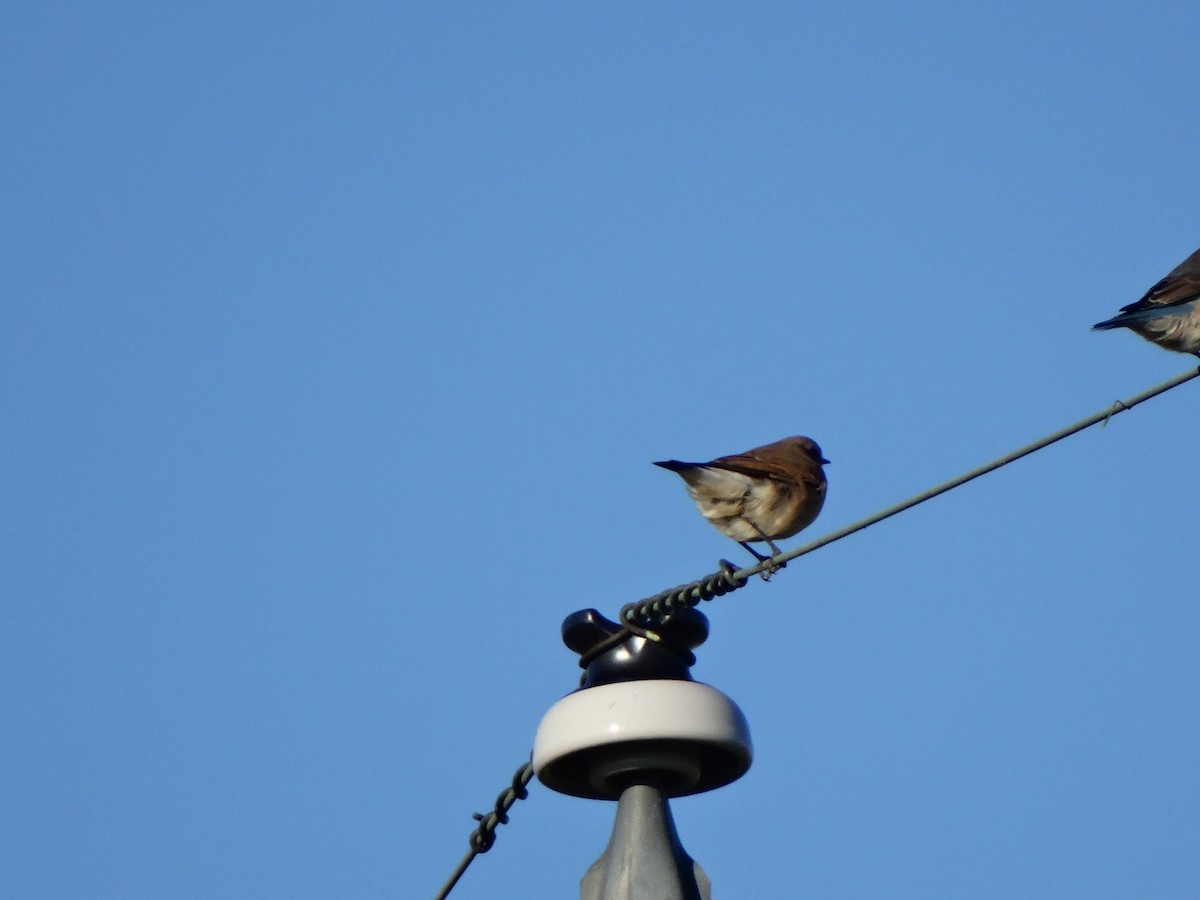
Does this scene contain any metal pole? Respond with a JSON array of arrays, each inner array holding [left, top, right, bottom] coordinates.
[[581, 782, 711, 900]]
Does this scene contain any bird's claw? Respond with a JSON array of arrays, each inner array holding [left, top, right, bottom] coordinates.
[[758, 557, 785, 582]]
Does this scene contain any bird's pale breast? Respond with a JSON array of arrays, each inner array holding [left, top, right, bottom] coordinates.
[[1129, 300, 1200, 353]]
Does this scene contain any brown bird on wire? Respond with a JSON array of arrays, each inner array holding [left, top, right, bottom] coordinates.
[[655, 435, 829, 569]]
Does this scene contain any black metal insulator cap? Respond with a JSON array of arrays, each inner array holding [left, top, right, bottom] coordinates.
[[561, 607, 709, 688]]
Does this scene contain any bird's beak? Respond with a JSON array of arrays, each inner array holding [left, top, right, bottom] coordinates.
[[820, 457, 831, 465]]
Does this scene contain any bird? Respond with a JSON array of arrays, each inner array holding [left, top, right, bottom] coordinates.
[[1093, 246, 1200, 356], [654, 435, 829, 567]]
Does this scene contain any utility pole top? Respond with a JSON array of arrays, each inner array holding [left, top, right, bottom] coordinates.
[[533, 607, 752, 800], [532, 606, 752, 898]]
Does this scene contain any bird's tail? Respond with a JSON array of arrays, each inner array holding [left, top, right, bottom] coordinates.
[[653, 459, 696, 472], [1093, 304, 1184, 330], [1091, 316, 1125, 331]]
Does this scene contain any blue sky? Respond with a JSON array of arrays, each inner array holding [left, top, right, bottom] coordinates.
[[4, 3, 1199, 897]]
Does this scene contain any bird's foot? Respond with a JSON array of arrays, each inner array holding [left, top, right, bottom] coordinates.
[[740, 542, 785, 581], [758, 558, 786, 581]]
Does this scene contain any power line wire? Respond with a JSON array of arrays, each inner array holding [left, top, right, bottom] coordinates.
[[622, 364, 1200, 618], [434, 760, 535, 900]]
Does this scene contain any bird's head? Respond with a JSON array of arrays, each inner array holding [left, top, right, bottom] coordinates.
[[781, 435, 830, 466]]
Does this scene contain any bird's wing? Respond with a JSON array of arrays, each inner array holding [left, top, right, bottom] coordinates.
[[1120, 252, 1200, 314], [705, 453, 823, 487]]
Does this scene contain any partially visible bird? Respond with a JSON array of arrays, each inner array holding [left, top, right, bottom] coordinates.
[[655, 435, 829, 566], [1093, 246, 1200, 356]]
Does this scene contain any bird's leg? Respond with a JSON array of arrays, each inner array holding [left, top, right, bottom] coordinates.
[[738, 541, 771, 562], [740, 519, 785, 580]]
